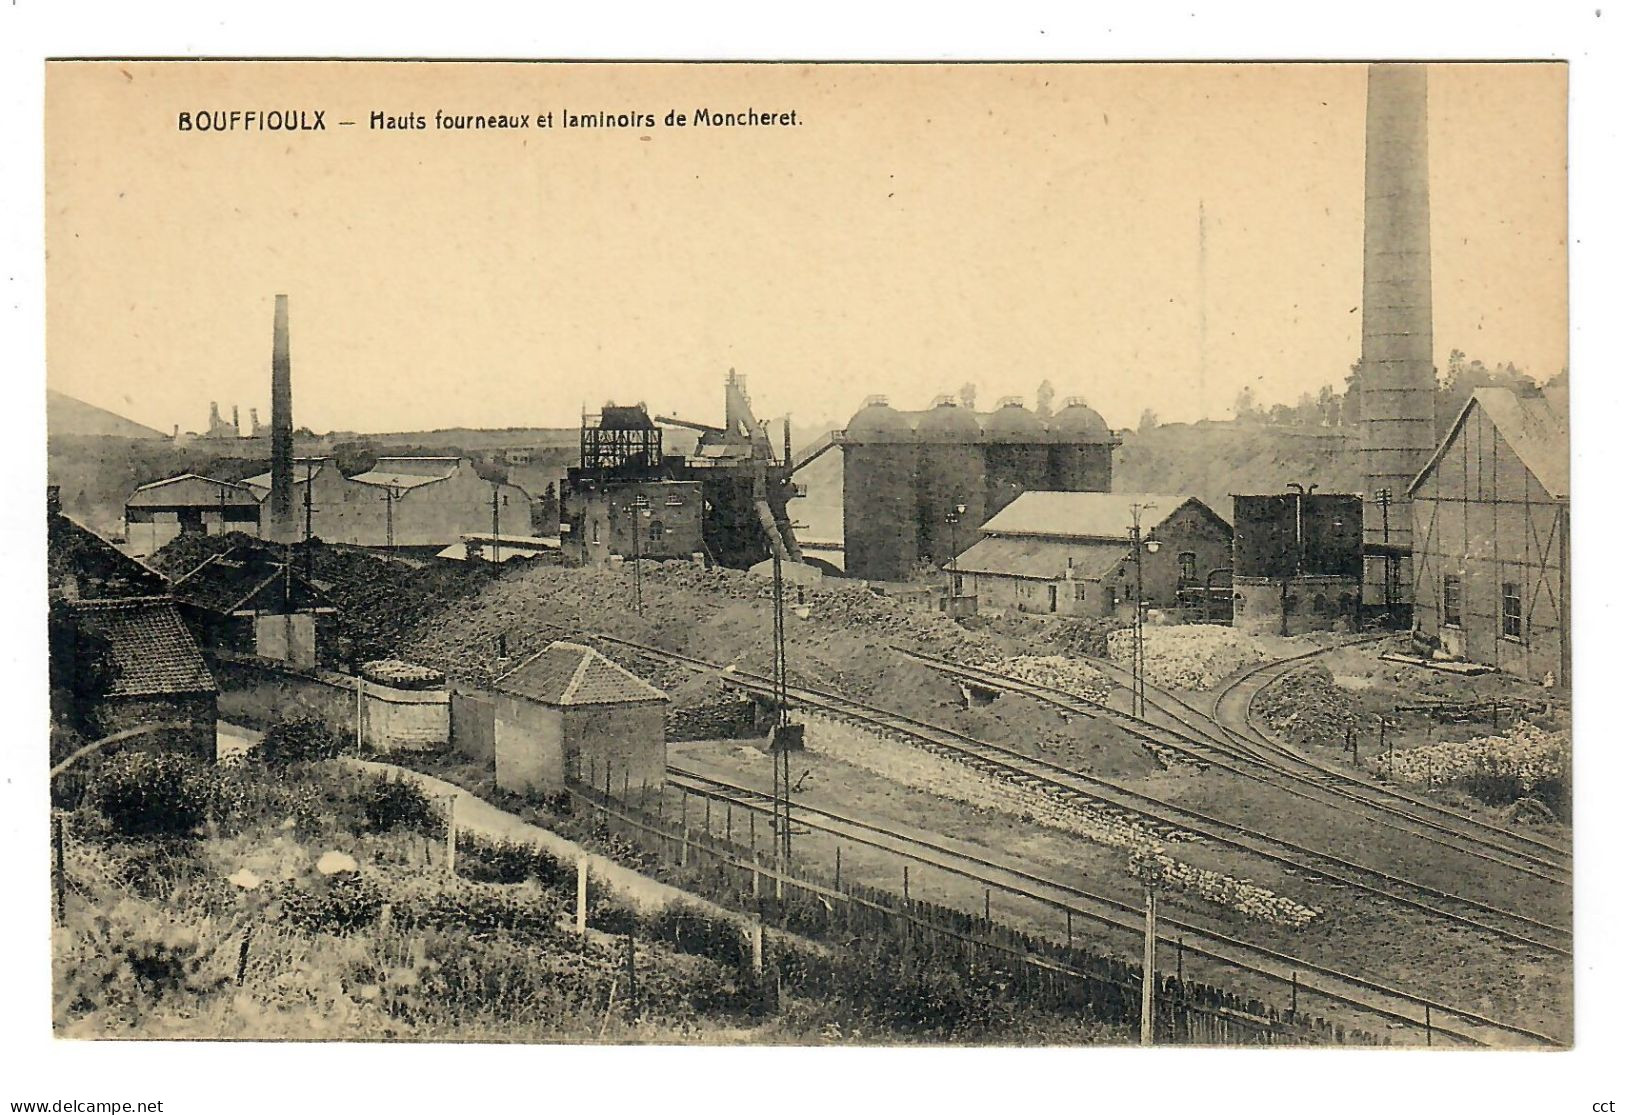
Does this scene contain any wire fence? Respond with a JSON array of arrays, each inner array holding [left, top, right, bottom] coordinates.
[[567, 777, 1389, 1046]]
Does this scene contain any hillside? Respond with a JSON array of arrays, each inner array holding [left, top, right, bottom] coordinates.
[[46, 390, 168, 440]]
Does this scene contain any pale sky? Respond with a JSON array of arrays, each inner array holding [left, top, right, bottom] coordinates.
[[45, 61, 1566, 434]]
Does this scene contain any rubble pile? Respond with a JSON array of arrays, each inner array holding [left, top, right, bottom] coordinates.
[[1253, 666, 1361, 750], [1376, 723, 1571, 794], [1106, 625, 1266, 691], [995, 655, 1112, 704], [667, 697, 761, 742]]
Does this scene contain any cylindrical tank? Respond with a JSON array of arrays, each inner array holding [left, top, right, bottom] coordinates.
[[915, 399, 986, 568], [1048, 397, 1116, 492], [842, 397, 918, 581], [982, 398, 1049, 517]]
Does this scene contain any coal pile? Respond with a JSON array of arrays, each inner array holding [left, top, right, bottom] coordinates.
[[1253, 665, 1360, 749]]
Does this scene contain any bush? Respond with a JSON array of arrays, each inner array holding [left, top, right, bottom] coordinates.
[[261, 716, 345, 765], [359, 774, 445, 837], [56, 898, 232, 1022], [89, 751, 218, 840], [278, 873, 385, 936], [455, 835, 573, 889]]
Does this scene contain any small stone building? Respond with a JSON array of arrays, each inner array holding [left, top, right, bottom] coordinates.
[[951, 492, 1233, 620], [69, 597, 219, 760], [493, 640, 669, 796]]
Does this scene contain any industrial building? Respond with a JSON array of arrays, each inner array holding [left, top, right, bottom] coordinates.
[[950, 492, 1232, 620], [168, 543, 335, 665], [493, 640, 670, 797], [1409, 386, 1569, 685], [1358, 63, 1437, 619], [561, 372, 805, 570], [1231, 493, 1363, 634], [841, 395, 1119, 583]]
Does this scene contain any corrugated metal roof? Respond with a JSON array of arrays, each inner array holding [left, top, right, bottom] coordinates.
[[495, 640, 668, 706], [953, 535, 1127, 581], [349, 460, 457, 491], [979, 492, 1228, 541], [1410, 387, 1569, 499], [72, 597, 217, 697]]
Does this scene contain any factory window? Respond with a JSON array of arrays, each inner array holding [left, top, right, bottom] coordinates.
[[1443, 574, 1462, 627], [1312, 594, 1328, 615], [591, 521, 600, 545], [1177, 551, 1197, 585], [665, 495, 684, 507], [1075, 583, 1087, 602], [649, 520, 665, 543], [1502, 582, 1522, 640]]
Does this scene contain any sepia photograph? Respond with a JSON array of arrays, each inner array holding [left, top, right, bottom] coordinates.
[[36, 57, 1575, 1056]]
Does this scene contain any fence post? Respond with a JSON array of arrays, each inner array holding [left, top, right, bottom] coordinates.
[[625, 933, 638, 1022], [835, 845, 842, 890], [726, 799, 733, 844], [1066, 908, 1073, 950], [984, 888, 991, 924], [52, 813, 65, 927], [752, 851, 761, 899], [1177, 937, 1184, 983], [444, 794, 457, 876], [751, 918, 764, 975], [903, 864, 910, 904], [1424, 1005, 1432, 1047], [576, 859, 589, 938], [681, 825, 690, 868], [704, 795, 712, 838], [623, 768, 630, 802], [1290, 971, 1298, 1018]]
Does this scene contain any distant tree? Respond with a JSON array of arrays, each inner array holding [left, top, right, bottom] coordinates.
[[1294, 392, 1318, 426], [1326, 393, 1343, 428], [1268, 403, 1295, 425], [959, 382, 978, 411], [533, 482, 560, 534], [1545, 367, 1569, 392], [1316, 384, 1336, 426], [1137, 408, 1159, 433], [1232, 386, 1260, 423], [1035, 380, 1056, 417]]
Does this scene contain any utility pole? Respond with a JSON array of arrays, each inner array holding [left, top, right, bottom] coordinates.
[[1285, 482, 1318, 636], [302, 460, 316, 584], [627, 493, 648, 614], [1377, 487, 1394, 613], [1128, 502, 1158, 718], [491, 489, 502, 567], [947, 500, 966, 607]]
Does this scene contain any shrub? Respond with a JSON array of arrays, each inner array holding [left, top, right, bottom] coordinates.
[[89, 751, 218, 840], [278, 873, 385, 936], [455, 834, 573, 889], [261, 716, 345, 765], [359, 774, 445, 837]]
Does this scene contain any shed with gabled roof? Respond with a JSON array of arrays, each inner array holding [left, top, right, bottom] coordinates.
[[491, 640, 669, 796]]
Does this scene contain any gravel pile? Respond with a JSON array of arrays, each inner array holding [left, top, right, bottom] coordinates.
[[1107, 625, 1266, 691], [1253, 665, 1361, 749], [995, 655, 1112, 703]]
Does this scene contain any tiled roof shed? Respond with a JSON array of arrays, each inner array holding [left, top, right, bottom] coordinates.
[[71, 596, 217, 698], [495, 641, 668, 707]]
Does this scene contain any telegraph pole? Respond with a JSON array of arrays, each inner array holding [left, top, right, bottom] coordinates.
[[491, 489, 502, 567], [1128, 502, 1157, 718]]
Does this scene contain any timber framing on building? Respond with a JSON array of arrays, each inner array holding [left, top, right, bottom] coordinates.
[[1408, 386, 1569, 685]]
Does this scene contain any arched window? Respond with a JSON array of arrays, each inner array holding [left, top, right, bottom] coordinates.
[[649, 519, 665, 542]]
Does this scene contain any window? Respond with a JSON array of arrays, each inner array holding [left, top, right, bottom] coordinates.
[[649, 520, 665, 543], [1502, 581, 1522, 639], [1443, 573, 1462, 627], [591, 520, 600, 545], [1177, 551, 1197, 585], [1075, 583, 1087, 602]]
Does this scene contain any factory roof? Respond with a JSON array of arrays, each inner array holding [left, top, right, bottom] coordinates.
[[1048, 400, 1115, 442], [980, 492, 1231, 541], [69, 596, 217, 698], [495, 640, 668, 706], [1410, 386, 1569, 500], [239, 458, 333, 494], [128, 474, 261, 505], [349, 457, 464, 491], [169, 546, 331, 616], [48, 500, 171, 600], [952, 535, 1129, 582]]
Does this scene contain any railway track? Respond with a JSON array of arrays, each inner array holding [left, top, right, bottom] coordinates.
[[589, 633, 1570, 959], [666, 766, 1562, 1048], [903, 648, 1571, 885]]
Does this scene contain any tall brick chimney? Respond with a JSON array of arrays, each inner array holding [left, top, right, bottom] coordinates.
[[268, 294, 296, 544], [1359, 63, 1436, 611]]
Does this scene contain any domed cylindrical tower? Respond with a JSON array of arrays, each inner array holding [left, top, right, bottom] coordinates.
[[1048, 396, 1117, 492], [841, 396, 919, 581], [982, 397, 1049, 517], [915, 397, 986, 569]]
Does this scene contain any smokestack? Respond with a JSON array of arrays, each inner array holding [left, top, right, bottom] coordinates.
[[232, 405, 241, 436], [268, 294, 296, 543], [1359, 63, 1436, 610]]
